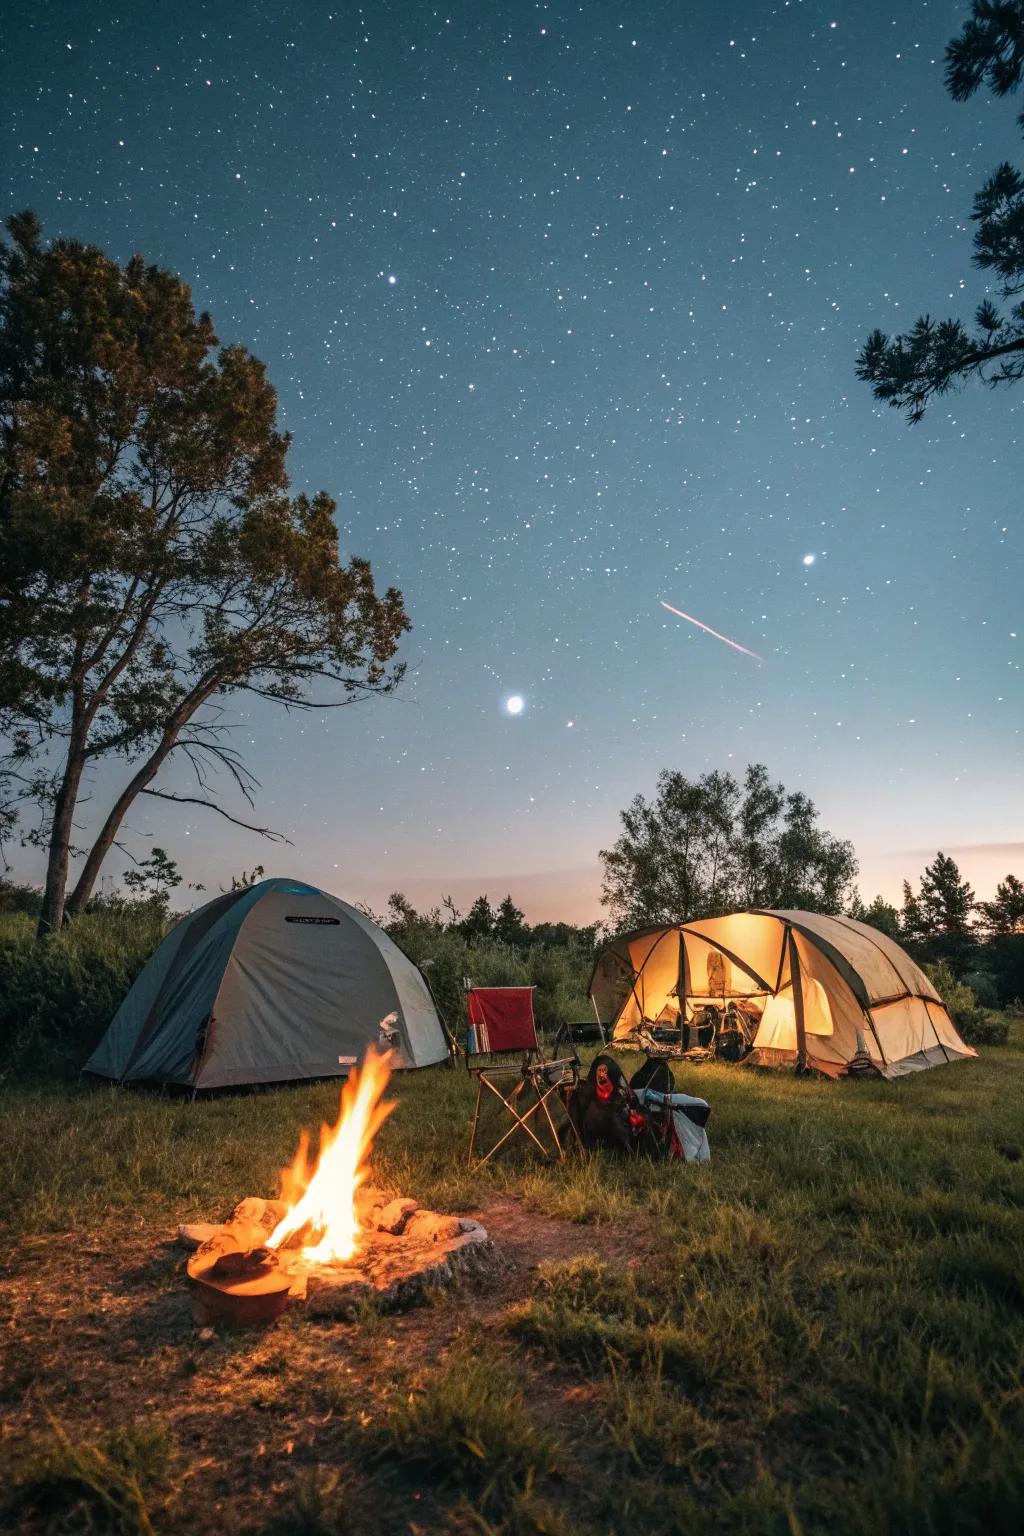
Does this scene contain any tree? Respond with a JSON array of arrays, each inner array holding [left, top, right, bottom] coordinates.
[[227, 864, 265, 892], [459, 895, 495, 942], [493, 894, 529, 946], [600, 763, 857, 929], [901, 879, 927, 940], [856, 1, 1024, 420], [916, 851, 977, 934], [122, 845, 181, 910], [901, 852, 978, 971], [857, 894, 902, 940], [0, 214, 409, 937], [978, 871, 1024, 932]]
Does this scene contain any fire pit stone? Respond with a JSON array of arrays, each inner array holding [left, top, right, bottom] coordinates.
[[404, 1210, 463, 1243], [375, 1195, 419, 1235]]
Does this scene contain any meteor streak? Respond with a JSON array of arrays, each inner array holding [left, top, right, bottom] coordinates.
[[660, 601, 763, 662]]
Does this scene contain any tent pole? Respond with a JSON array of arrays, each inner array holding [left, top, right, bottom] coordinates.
[[677, 928, 688, 1052], [590, 991, 608, 1045], [787, 928, 808, 1074], [860, 1004, 888, 1067]]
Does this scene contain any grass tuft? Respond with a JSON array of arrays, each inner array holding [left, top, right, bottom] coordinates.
[[6, 1417, 172, 1536], [372, 1342, 559, 1509]]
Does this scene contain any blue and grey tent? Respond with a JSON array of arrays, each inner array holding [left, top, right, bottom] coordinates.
[[85, 878, 449, 1089]]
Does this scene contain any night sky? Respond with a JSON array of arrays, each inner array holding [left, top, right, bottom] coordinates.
[[4, 1, 1022, 920]]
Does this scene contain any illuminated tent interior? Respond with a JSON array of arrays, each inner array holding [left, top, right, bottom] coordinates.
[[589, 910, 975, 1079]]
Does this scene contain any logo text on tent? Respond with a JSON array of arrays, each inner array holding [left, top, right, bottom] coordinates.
[[285, 915, 341, 925]]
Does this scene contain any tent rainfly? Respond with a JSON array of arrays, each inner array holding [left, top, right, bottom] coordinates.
[[86, 878, 449, 1090], [589, 909, 976, 1079]]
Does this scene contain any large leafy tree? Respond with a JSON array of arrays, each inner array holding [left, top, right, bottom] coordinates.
[[857, 1, 1024, 420], [0, 213, 409, 936], [600, 764, 857, 929]]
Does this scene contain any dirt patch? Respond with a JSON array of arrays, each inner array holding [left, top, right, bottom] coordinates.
[[0, 1196, 641, 1534]]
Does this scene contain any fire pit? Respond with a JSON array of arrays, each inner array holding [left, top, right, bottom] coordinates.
[[181, 1047, 491, 1325]]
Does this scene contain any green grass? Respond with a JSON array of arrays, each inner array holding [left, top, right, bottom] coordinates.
[[373, 1341, 560, 1506], [8, 1419, 172, 1536], [4, 1024, 1024, 1534]]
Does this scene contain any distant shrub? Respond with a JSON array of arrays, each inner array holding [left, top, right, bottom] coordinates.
[[984, 934, 1024, 1007], [962, 970, 1000, 1010], [0, 878, 43, 917], [392, 925, 593, 1043], [0, 906, 169, 1080], [924, 961, 1009, 1047]]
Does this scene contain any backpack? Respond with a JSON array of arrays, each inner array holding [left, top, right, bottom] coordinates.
[[629, 1057, 676, 1096]]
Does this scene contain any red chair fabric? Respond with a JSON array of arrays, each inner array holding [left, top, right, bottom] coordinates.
[[467, 987, 538, 1054]]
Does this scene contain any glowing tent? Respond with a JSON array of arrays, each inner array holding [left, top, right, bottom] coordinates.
[[589, 910, 975, 1078], [86, 878, 449, 1089]]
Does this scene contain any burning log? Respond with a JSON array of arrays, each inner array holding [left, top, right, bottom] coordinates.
[[188, 1218, 269, 1278]]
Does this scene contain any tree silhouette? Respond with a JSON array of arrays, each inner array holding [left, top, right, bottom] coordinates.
[[978, 871, 1024, 932], [0, 215, 408, 936], [857, 2, 1024, 420], [493, 894, 529, 946], [122, 846, 182, 909], [601, 764, 856, 928]]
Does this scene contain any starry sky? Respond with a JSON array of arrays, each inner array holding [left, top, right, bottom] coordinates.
[[4, 0, 1022, 921]]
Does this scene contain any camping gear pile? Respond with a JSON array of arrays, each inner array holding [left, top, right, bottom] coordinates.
[[565, 1054, 710, 1163], [590, 909, 975, 1078]]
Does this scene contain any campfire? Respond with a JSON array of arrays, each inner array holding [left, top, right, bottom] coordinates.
[[268, 1044, 396, 1263], [181, 1046, 490, 1325]]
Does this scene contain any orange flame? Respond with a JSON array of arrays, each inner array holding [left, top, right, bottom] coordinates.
[[267, 1045, 395, 1263]]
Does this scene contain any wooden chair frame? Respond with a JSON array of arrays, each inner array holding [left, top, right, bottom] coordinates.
[[468, 1054, 579, 1168]]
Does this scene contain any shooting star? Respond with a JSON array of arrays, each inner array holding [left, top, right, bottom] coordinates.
[[660, 601, 764, 662]]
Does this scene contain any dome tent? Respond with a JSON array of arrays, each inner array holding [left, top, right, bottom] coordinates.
[[589, 909, 975, 1079], [86, 879, 449, 1090]]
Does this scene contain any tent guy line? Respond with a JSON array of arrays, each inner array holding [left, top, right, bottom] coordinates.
[[659, 600, 764, 662]]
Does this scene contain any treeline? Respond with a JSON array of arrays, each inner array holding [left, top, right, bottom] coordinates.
[[598, 765, 1023, 1007], [363, 891, 598, 1045], [0, 881, 599, 1080], [850, 853, 1024, 1008]]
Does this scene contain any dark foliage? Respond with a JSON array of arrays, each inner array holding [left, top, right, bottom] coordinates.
[[857, 2, 1024, 419], [0, 214, 408, 937], [0, 906, 168, 1079], [600, 762, 857, 928]]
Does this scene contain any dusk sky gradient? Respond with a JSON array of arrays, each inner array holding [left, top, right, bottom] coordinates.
[[4, 0, 1022, 920]]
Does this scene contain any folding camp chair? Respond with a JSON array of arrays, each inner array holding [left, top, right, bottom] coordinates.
[[465, 986, 580, 1168]]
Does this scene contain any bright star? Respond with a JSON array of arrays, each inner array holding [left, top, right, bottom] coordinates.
[[802, 553, 816, 566], [387, 274, 397, 285], [505, 695, 525, 716]]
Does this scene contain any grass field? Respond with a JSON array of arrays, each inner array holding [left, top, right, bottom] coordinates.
[[2, 1027, 1024, 1535]]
